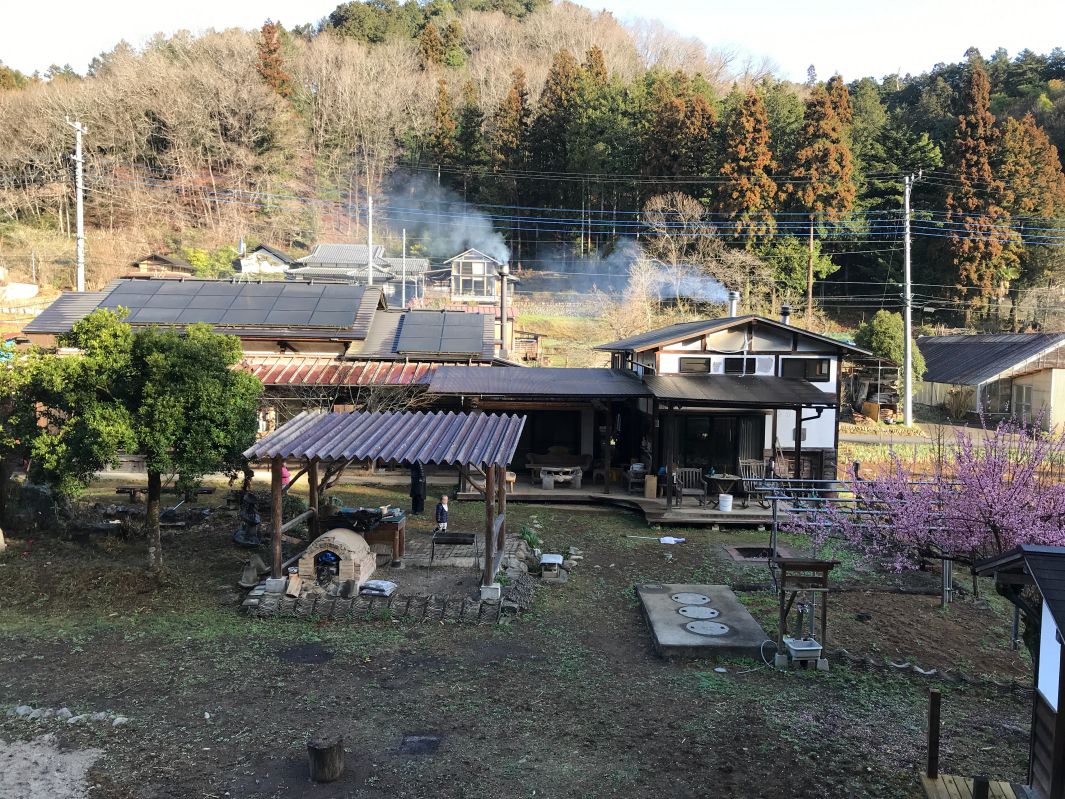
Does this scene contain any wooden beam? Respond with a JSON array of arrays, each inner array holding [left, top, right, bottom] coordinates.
[[482, 465, 496, 587], [927, 688, 941, 779], [271, 455, 283, 579], [457, 465, 486, 498], [495, 465, 506, 553], [280, 508, 317, 534], [280, 465, 308, 495], [308, 458, 320, 540]]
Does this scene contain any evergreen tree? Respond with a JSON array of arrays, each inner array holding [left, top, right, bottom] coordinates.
[[490, 68, 530, 175], [583, 46, 608, 85], [826, 75, 853, 126], [945, 62, 1019, 314], [428, 78, 457, 172], [998, 112, 1065, 325], [441, 20, 465, 67], [790, 84, 856, 317], [642, 72, 716, 197], [257, 21, 292, 98], [457, 80, 486, 199], [418, 23, 444, 68], [716, 89, 778, 246], [529, 49, 582, 206]]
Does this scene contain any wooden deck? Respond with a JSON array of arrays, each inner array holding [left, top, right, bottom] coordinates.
[[456, 485, 774, 527], [920, 774, 1033, 799]]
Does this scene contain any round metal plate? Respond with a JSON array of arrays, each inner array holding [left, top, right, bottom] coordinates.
[[678, 605, 720, 619], [671, 592, 711, 605], [685, 620, 731, 636]]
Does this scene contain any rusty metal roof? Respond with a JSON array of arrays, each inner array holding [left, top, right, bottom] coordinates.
[[241, 356, 494, 386], [428, 366, 651, 398], [244, 410, 526, 467], [644, 375, 837, 408]]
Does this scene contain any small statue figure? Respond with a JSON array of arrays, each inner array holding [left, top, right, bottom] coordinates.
[[233, 492, 262, 548]]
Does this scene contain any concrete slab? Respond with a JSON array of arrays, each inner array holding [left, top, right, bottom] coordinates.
[[637, 583, 769, 660]]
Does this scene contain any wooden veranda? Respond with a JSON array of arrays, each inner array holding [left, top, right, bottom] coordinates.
[[243, 410, 526, 590]]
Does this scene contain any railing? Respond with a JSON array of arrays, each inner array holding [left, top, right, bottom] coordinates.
[[765, 470, 961, 602]]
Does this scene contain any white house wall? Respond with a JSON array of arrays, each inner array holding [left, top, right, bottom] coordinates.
[[1038, 602, 1061, 712], [774, 407, 837, 449]]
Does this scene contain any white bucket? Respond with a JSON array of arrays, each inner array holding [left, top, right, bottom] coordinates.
[[718, 493, 734, 512]]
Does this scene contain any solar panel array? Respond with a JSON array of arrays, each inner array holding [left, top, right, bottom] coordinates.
[[396, 311, 485, 356], [97, 280, 364, 329]]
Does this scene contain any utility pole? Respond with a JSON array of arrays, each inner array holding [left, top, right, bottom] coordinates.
[[401, 229, 407, 307], [366, 195, 374, 287], [66, 117, 87, 292], [902, 171, 921, 426]]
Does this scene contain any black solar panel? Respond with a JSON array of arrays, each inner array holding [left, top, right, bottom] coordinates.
[[144, 294, 191, 309], [93, 279, 363, 330], [131, 307, 183, 323], [396, 311, 484, 355], [155, 282, 200, 295]]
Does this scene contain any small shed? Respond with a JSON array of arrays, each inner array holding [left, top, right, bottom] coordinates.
[[243, 410, 526, 596], [974, 545, 1065, 798]]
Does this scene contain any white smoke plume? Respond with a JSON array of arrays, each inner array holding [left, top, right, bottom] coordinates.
[[383, 173, 510, 263]]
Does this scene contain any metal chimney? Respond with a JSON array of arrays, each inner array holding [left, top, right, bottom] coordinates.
[[727, 290, 740, 317], [780, 305, 792, 326]]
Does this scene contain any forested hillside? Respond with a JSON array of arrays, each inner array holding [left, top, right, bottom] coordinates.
[[2, 0, 1065, 330]]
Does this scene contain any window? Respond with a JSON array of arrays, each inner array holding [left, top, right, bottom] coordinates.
[[454, 260, 494, 296], [723, 357, 756, 375], [679, 357, 711, 373], [781, 358, 831, 382]]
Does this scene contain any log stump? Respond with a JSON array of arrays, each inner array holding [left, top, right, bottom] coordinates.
[[307, 735, 344, 782]]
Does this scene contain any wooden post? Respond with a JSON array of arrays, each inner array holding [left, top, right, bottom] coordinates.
[[793, 405, 803, 480], [604, 408, 614, 495], [495, 465, 506, 553], [271, 455, 283, 579], [482, 465, 496, 586], [926, 688, 941, 779], [308, 458, 320, 541], [307, 736, 344, 782]]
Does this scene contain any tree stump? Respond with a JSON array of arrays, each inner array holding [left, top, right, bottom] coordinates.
[[307, 736, 344, 782]]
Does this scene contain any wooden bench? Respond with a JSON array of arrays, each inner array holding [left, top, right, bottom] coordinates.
[[430, 531, 477, 566]]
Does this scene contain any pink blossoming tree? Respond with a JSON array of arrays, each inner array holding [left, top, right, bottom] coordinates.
[[785, 420, 1065, 570]]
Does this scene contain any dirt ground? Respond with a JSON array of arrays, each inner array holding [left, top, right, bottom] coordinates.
[[0, 478, 1035, 799]]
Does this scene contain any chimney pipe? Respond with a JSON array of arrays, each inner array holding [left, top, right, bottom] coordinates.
[[780, 305, 792, 326], [727, 290, 740, 317]]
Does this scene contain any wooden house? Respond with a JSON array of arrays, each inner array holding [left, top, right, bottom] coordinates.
[[131, 253, 196, 276]]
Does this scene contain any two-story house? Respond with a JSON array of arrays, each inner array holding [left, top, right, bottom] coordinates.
[[427, 303, 869, 481]]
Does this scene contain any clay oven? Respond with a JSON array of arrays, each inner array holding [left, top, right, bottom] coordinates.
[[298, 528, 377, 587]]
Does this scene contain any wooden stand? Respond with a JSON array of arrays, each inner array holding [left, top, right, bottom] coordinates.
[[771, 556, 839, 669], [307, 736, 344, 782]]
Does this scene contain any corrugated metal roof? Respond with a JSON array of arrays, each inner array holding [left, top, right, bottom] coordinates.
[[241, 356, 494, 386], [644, 375, 837, 407], [428, 366, 650, 398], [244, 410, 526, 468], [21, 290, 114, 334], [918, 333, 1065, 385], [596, 316, 870, 356]]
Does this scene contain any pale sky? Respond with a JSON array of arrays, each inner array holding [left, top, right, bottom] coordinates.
[[2, 0, 1063, 82]]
